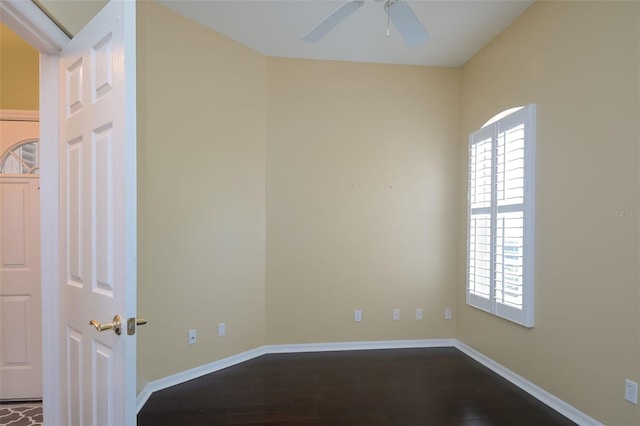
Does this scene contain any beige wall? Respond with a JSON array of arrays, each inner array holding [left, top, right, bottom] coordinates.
[[136, 2, 267, 390], [0, 22, 38, 111], [135, 2, 461, 388], [459, 1, 639, 425], [0, 121, 39, 155], [266, 59, 460, 343]]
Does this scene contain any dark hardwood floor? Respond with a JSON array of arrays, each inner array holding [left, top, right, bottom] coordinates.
[[138, 347, 576, 426]]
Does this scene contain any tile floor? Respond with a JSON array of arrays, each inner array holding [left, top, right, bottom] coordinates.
[[0, 402, 43, 426]]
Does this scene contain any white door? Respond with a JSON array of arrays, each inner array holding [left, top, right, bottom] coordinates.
[[0, 174, 41, 400], [58, 1, 137, 425]]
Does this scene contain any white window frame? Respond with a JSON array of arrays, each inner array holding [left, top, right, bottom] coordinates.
[[466, 104, 536, 327]]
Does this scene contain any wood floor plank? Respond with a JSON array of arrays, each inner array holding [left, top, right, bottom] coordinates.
[[138, 348, 576, 426]]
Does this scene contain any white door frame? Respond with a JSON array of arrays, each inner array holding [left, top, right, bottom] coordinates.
[[1, 1, 70, 423]]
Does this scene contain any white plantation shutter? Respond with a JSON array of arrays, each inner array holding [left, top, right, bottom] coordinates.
[[467, 105, 536, 327], [468, 126, 493, 312]]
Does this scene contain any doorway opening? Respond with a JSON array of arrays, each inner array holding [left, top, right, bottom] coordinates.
[[0, 2, 69, 422], [0, 18, 42, 406]]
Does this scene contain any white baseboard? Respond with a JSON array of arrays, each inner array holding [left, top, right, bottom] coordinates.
[[454, 341, 603, 426], [136, 346, 266, 413], [264, 338, 457, 354], [137, 338, 602, 426]]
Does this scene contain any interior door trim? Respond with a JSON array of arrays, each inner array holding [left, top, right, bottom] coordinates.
[[0, 0, 68, 54]]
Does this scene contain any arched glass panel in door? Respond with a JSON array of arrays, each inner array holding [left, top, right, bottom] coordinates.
[[0, 140, 39, 174]]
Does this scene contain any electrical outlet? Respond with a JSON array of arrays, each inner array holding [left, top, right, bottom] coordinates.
[[354, 310, 362, 322], [445, 308, 453, 320], [416, 309, 423, 320], [393, 308, 400, 321], [188, 329, 196, 345], [218, 323, 226, 337], [625, 379, 638, 404]]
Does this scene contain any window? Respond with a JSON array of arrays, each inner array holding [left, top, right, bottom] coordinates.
[[467, 104, 536, 327], [0, 140, 39, 174]]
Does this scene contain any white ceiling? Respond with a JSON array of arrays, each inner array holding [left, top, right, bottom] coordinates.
[[158, 0, 533, 67]]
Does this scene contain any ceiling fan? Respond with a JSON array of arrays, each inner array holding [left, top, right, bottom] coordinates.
[[302, 0, 428, 46]]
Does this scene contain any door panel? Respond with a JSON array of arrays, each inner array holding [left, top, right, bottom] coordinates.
[[0, 176, 41, 400], [58, 1, 136, 424], [94, 123, 114, 296], [2, 182, 27, 266]]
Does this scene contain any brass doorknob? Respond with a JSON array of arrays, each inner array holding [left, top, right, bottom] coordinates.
[[89, 315, 122, 335]]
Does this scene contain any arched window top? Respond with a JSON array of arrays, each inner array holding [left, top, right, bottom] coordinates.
[[482, 106, 525, 128], [0, 139, 39, 174]]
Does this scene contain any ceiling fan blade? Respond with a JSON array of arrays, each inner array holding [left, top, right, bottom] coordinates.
[[302, 1, 364, 43], [387, 1, 428, 46]]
